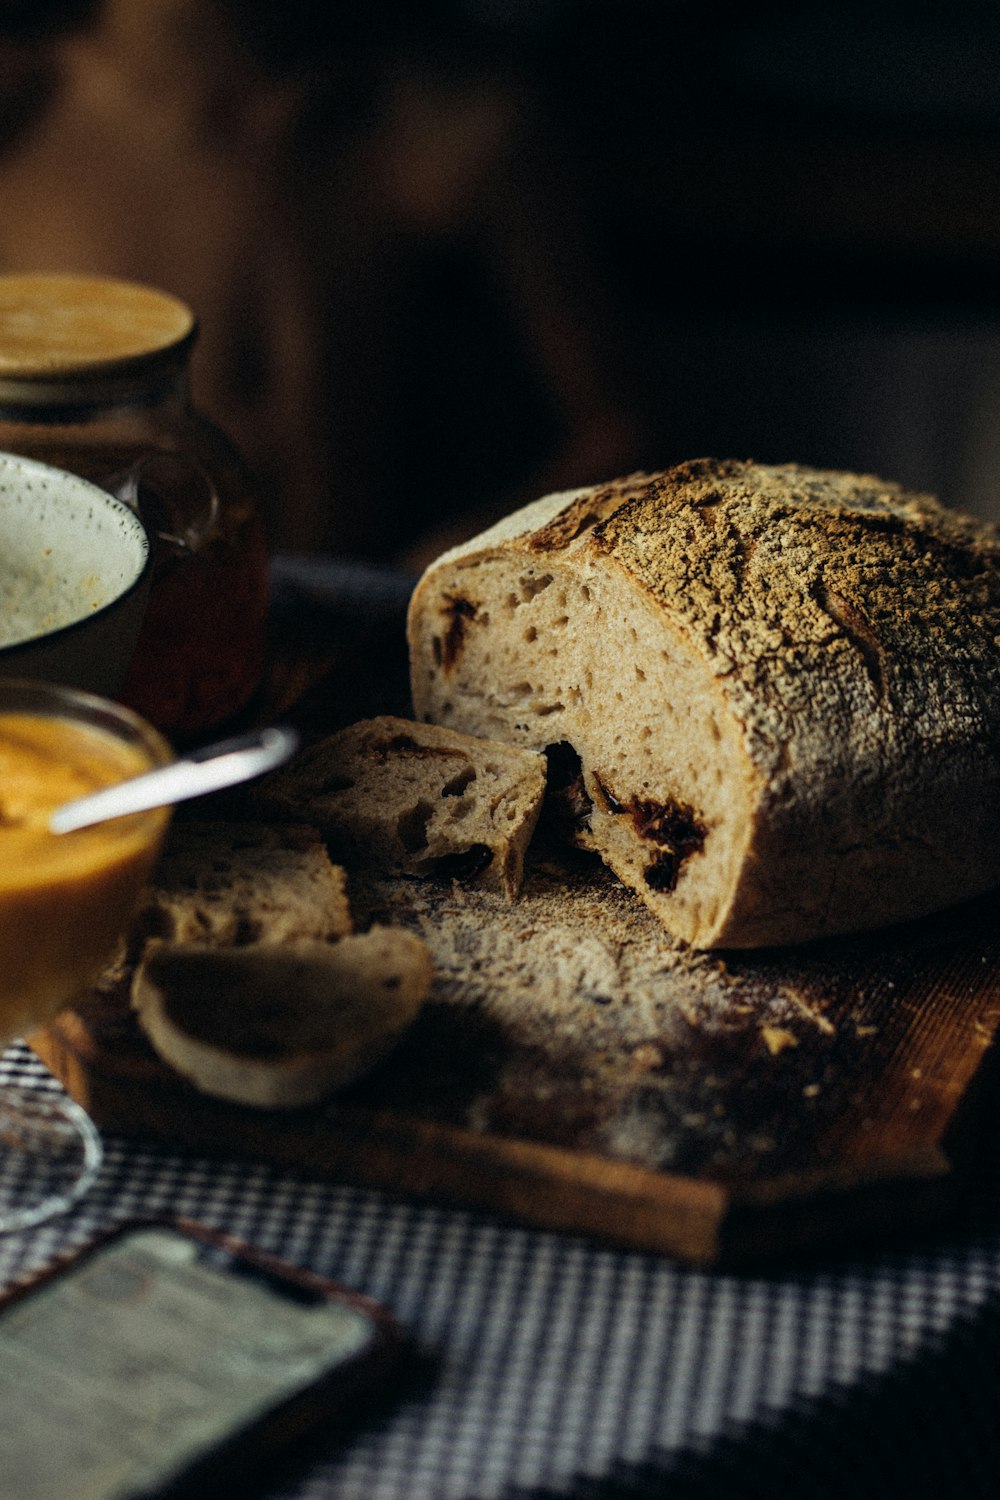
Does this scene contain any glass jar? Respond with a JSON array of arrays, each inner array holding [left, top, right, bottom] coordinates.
[[0, 272, 270, 741]]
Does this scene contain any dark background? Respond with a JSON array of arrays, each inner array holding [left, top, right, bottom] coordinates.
[[4, 0, 1000, 560]]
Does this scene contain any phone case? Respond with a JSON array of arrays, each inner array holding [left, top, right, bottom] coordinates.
[[0, 1216, 403, 1500]]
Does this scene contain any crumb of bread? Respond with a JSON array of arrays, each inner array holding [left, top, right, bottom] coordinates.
[[254, 715, 547, 899]]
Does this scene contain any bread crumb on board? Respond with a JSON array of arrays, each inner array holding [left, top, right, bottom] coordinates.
[[343, 849, 877, 1179]]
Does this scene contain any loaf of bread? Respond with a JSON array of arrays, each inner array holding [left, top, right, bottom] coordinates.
[[135, 820, 353, 950], [132, 928, 433, 1108], [254, 715, 547, 899], [407, 459, 1000, 948]]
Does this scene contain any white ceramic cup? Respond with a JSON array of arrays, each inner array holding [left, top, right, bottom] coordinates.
[[0, 450, 152, 697]]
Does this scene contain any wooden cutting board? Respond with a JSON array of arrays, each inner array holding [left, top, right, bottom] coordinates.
[[30, 850, 1000, 1268]]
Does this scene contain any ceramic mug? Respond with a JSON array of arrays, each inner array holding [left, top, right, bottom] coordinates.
[[0, 450, 152, 698]]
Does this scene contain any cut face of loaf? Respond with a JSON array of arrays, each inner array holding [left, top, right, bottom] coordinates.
[[407, 459, 1000, 948], [253, 715, 546, 898]]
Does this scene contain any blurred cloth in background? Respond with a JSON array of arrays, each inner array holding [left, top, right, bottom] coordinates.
[[0, 0, 647, 560], [2, 0, 1000, 562]]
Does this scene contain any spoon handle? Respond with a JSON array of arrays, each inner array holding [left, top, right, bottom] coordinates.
[[50, 726, 300, 834]]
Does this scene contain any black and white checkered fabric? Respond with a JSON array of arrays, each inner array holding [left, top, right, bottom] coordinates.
[[3, 1042, 1000, 1500]]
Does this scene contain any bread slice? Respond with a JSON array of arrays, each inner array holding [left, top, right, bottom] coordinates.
[[132, 927, 433, 1108], [136, 821, 353, 950], [407, 459, 1000, 948], [254, 715, 547, 899]]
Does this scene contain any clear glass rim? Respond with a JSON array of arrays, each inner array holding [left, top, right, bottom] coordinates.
[[0, 679, 167, 1233], [0, 674, 174, 777], [0, 1086, 103, 1234]]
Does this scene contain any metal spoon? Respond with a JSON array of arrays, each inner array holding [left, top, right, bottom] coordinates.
[[49, 725, 300, 834]]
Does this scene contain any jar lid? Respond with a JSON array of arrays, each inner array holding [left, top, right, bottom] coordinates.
[[0, 273, 197, 407]]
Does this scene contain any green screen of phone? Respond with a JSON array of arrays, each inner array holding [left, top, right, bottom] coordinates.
[[0, 1227, 374, 1500]]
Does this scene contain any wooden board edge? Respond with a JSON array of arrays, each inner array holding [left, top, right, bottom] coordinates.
[[29, 1017, 965, 1269]]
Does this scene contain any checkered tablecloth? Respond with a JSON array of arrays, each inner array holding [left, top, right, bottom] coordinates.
[[3, 1042, 1000, 1500]]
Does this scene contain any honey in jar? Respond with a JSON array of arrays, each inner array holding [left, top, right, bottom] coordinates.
[[0, 273, 270, 740]]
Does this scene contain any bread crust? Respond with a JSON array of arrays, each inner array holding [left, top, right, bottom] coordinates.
[[408, 459, 1000, 948], [133, 930, 433, 1108]]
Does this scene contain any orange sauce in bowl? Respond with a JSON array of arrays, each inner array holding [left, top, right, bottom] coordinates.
[[0, 713, 169, 1040]]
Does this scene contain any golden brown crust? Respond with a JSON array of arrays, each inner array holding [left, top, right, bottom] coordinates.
[[593, 460, 1000, 767], [523, 472, 654, 553], [588, 461, 1000, 941]]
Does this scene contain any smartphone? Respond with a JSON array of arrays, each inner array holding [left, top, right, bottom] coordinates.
[[0, 1218, 401, 1500]]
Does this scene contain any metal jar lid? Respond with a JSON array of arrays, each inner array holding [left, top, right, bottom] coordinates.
[[0, 273, 198, 410]]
